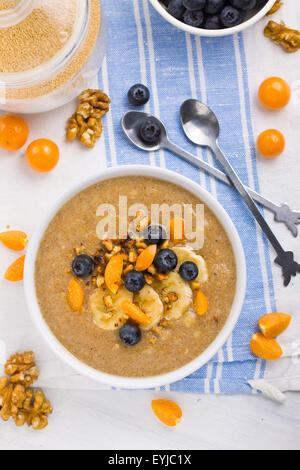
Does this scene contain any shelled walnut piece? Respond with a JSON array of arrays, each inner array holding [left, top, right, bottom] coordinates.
[[66, 89, 111, 148], [5, 350, 39, 387], [0, 351, 52, 430], [266, 0, 283, 16], [264, 21, 300, 52]]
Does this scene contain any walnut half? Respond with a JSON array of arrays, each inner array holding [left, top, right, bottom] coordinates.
[[66, 89, 111, 148], [266, 0, 283, 16], [0, 351, 52, 430], [264, 20, 300, 52], [5, 351, 40, 387]]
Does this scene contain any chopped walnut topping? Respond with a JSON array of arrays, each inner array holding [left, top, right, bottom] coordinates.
[[105, 253, 113, 261], [136, 216, 150, 233], [168, 292, 178, 303], [147, 264, 157, 275], [128, 250, 137, 263], [135, 241, 148, 249], [124, 264, 134, 275], [152, 326, 163, 335], [102, 239, 114, 252], [148, 337, 157, 344], [191, 281, 201, 290], [74, 245, 83, 255], [112, 245, 121, 255], [157, 273, 169, 281], [104, 295, 113, 309], [145, 273, 154, 285], [264, 20, 300, 52], [96, 275, 105, 288]]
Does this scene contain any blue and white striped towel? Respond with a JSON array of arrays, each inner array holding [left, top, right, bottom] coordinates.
[[97, 0, 277, 394]]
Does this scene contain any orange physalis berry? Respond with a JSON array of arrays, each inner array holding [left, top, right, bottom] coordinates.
[[66, 278, 84, 312], [194, 290, 208, 316], [259, 313, 291, 339], [136, 244, 157, 272], [250, 333, 282, 360], [258, 77, 291, 110], [121, 300, 151, 325], [26, 139, 60, 172], [0, 115, 29, 151], [0, 231, 28, 251], [257, 129, 285, 158], [151, 399, 182, 427], [5, 255, 25, 282], [104, 253, 124, 294], [169, 216, 185, 246]]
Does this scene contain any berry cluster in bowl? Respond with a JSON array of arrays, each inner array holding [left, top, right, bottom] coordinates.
[[159, 0, 264, 30]]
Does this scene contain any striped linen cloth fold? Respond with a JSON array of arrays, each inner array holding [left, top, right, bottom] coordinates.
[[97, 0, 277, 393]]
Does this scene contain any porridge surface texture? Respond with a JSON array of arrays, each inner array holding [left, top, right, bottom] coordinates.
[[35, 176, 237, 377]]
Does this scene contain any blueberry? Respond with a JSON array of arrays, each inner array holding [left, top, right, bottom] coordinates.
[[204, 0, 226, 15], [125, 271, 146, 292], [167, 0, 185, 19], [154, 249, 178, 273], [183, 9, 204, 27], [119, 323, 142, 346], [128, 84, 150, 107], [203, 14, 221, 29], [143, 225, 167, 246], [179, 261, 199, 281], [230, 0, 256, 10], [72, 254, 95, 278], [140, 120, 162, 145], [183, 0, 205, 10], [220, 6, 241, 27]]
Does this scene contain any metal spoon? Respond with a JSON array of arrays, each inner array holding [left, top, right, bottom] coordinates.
[[180, 99, 300, 287], [122, 111, 300, 237]]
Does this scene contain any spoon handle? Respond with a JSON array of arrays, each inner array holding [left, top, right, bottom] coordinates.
[[211, 143, 285, 256], [164, 140, 287, 221]]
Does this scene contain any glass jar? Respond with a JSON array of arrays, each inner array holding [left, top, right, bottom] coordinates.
[[0, 0, 106, 114]]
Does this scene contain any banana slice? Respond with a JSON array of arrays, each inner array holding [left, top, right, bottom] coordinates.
[[135, 285, 164, 331], [89, 287, 132, 330], [154, 272, 193, 320], [172, 246, 208, 284]]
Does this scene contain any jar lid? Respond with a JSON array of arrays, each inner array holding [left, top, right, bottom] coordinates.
[[0, 0, 86, 75]]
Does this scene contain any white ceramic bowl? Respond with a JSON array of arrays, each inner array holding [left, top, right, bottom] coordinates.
[[24, 165, 246, 389], [149, 0, 276, 37]]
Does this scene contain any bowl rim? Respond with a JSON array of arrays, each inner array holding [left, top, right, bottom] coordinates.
[[24, 165, 247, 389], [148, 0, 277, 37]]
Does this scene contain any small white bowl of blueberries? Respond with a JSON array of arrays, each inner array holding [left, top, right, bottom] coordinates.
[[149, 0, 276, 36]]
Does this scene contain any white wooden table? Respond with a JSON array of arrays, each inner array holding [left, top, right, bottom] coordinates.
[[1, 1, 300, 450], [1, 391, 299, 450]]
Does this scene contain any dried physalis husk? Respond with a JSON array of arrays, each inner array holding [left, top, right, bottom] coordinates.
[[266, 0, 283, 16], [264, 20, 300, 52], [66, 89, 111, 148]]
